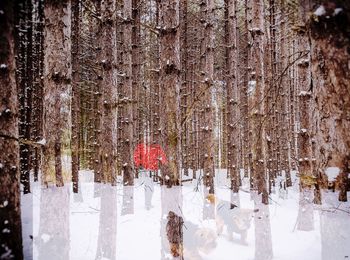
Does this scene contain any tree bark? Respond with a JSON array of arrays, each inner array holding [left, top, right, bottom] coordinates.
[[0, 1, 23, 258], [42, 0, 71, 187], [71, 0, 80, 193], [159, 0, 181, 187], [225, 0, 239, 193], [307, 1, 350, 202], [201, 0, 215, 194], [100, 0, 117, 185], [122, 0, 135, 186], [250, 0, 268, 204]]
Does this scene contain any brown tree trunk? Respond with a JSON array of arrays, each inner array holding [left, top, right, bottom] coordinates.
[[71, 0, 80, 193], [132, 0, 141, 179], [0, 2, 23, 258], [16, 0, 33, 194], [225, 0, 239, 193], [93, 0, 103, 184], [159, 0, 181, 187], [201, 0, 215, 195], [42, 0, 71, 187], [100, 0, 117, 185], [32, 0, 44, 182], [307, 1, 350, 202], [122, 0, 135, 186], [250, 0, 268, 204]]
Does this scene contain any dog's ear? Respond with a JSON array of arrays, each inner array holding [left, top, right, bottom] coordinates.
[[230, 203, 238, 209]]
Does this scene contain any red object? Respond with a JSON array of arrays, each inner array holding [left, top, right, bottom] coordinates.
[[134, 143, 167, 170]]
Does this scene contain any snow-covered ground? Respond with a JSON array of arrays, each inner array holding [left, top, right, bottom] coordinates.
[[21, 170, 350, 260]]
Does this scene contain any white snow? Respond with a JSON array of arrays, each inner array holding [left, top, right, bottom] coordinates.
[[41, 234, 51, 243], [20, 169, 350, 260], [333, 8, 343, 16], [314, 5, 326, 17], [36, 138, 46, 145], [325, 167, 340, 182], [248, 80, 256, 95], [298, 91, 311, 96], [1, 200, 8, 208]]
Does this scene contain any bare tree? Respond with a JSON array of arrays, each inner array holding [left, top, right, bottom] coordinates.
[[225, 0, 239, 193], [71, 0, 80, 193], [0, 2, 23, 258], [159, 0, 181, 187], [42, 0, 72, 187]]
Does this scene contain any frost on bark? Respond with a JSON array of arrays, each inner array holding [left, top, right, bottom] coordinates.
[[42, 0, 71, 187], [200, 0, 215, 195], [93, 0, 103, 184], [32, 0, 44, 182], [180, 0, 189, 177], [296, 0, 318, 208], [159, 0, 181, 187], [16, 0, 33, 194], [132, 0, 142, 163], [308, 1, 350, 202], [0, 1, 23, 258], [122, 0, 135, 186], [249, 0, 268, 204], [71, 0, 80, 193], [225, 0, 239, 193], [100, 0, 117, 185]]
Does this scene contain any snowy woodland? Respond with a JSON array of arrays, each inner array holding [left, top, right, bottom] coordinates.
[[0, 0, 350, 259]]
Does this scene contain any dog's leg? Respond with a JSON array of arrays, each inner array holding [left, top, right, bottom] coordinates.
[[216, 218, 224, 235], [240, 230, 248, 245]]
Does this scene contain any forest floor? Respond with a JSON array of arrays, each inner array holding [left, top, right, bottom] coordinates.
[[21, 170, 350, 260]]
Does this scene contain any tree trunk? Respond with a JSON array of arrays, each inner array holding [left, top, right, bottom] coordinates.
[[100, 0, 117, 185], [307, 1, 350, 202], [159, 0, 181, 187], [201, 0, 215, 195], [32, 0, 44, 182], [0, 1, 23, 258], [122, 0, 135, 186], [225, 0, 239, 193], [42, 0, 71, 187], [250, 0, 268, 204], [71, 0, 80, 193]]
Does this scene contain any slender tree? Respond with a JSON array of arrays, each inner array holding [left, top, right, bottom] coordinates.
[[249, 0, 268, 204], [122, 0, 135, 186], [71, 0, 80, 193], [42, 0, 71, 187], [159, 0, 181, 187], [100, 0, 117, 184], [225, 0, 239, 192]]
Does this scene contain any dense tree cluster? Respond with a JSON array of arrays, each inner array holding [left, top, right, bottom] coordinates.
[[0, 0, 349, 258]]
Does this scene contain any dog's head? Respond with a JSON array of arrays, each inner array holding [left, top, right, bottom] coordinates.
[[233, 208, 258, 231]]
